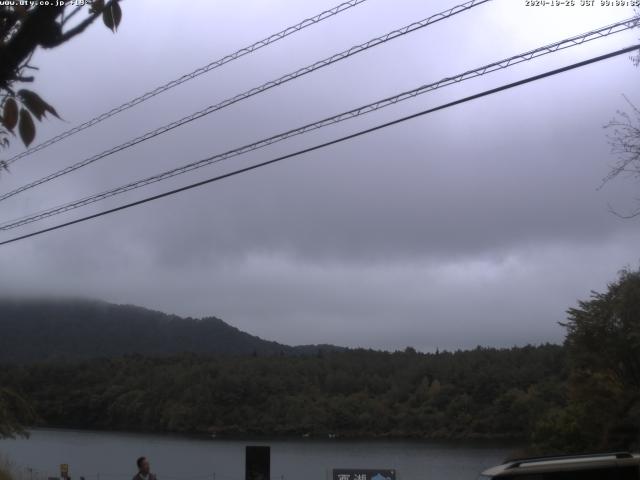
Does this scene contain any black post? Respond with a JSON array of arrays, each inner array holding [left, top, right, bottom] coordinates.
[[245, 446, 270, 480]]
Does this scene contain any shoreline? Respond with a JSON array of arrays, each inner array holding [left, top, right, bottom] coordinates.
[[15, 426, 523, 448]]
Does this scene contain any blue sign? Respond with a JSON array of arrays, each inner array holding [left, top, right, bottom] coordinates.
[[332, 469, 396, 480]]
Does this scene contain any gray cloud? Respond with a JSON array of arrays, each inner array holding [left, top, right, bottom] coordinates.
[[0, 0, 639, 351]]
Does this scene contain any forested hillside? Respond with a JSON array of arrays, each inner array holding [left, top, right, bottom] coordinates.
[[0, 345, 566, 441], [0, 298, 336, 362], [2, 268, 637, 452]]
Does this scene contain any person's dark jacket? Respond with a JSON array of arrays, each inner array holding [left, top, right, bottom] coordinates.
[[132, 473, 157, 480]]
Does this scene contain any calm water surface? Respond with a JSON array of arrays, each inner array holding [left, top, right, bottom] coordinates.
[[0, 429, 515, 480]]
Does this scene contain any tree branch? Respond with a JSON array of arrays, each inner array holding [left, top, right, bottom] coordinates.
[[61, 4, 83, 26], [0, 6, 63, 83], [607, 203, 640, 219], [53, 1, 116, 47]]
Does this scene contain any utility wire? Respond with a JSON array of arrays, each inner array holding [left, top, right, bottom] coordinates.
[[1, 17, 637, 231], [1, 44, 637, 247], [0, 0, 491, 203], [2, 0, 370, 167]]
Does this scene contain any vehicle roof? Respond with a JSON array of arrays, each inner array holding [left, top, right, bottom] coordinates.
[[481, 452, 640, 477]]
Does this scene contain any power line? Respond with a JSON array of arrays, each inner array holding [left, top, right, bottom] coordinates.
[[1, 44, 637, 247], [3, 0, 370, 167], [2, 17, 637, 232], [0, 0, 491, 203]]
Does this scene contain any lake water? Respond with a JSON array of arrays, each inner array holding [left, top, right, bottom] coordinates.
[[0, 429, 514, 480]]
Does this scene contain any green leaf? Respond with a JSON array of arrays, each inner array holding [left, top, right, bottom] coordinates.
[[112, 1, 122, 30], [102, 1, 121, 32], [18, 89, 60, 121], [3, 98, 18, 131], [18, 108, 35, 147]]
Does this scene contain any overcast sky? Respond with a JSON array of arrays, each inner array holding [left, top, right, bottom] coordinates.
[[0, 0, 638, 351]]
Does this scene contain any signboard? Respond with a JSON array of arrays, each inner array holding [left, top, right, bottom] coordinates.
[[332, 469, 396, 480], [60, 465, 68, 477]]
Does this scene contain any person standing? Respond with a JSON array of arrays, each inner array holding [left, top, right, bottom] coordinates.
[[133, 457, 157, 480]]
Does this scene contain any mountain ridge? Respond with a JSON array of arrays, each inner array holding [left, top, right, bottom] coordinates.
[[0, 297, 343, 363]]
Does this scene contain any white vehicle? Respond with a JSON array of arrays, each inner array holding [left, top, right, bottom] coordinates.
[[478, 452, 640, 479]]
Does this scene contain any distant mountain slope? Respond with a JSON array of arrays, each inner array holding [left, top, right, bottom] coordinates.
[[0, 298, 338, 363]]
